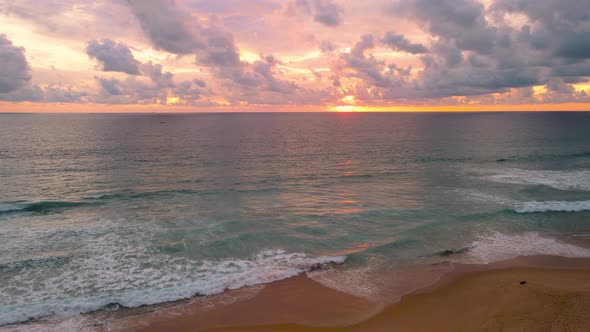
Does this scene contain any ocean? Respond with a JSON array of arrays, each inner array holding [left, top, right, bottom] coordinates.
[[1, 112, 590, 327]]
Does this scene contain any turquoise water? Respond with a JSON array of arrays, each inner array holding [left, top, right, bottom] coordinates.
[[1, 112, 590, 325]]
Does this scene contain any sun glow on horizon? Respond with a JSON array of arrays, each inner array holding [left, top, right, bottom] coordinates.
[[331, 105, 365, 112]]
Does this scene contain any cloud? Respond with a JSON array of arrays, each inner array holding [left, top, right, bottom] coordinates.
[[126, 0, 241, 69], [1, 82, 88, 103], [96, 77, 128, 96], [541, 78, 589, 103], [381, 32, 427, 54], [0, 36, 89, 103], [312, 0, 343, 26], [319, 40, 336, 53], [41, 84, 89, 103], [140, 62, 175, 88], [125, 0, 324, 105], [0, 34, 31, 93], [361, 0, 590, 102], [0, 0, 138, 42], [392, 0, 497, 54], [188, 0, 280, 15], [193, 79, 206, 88], [492, 0, 590, 59], [4, 0, 590, 107], [126, 0, 242, 69], [94, 61, 208, 105], [284, 0, 343, 27], [194, 27, 241, 67], [331, 34, 400, 90], [213, 55, 299, 101], [126, 0, 202, 54], [87, 39, 141, 75]]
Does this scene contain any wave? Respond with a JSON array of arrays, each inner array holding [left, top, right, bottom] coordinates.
[[417, 151, 589, 165], [416, 156, 474, 164], [482, 168, 590, 191], [80, 187, 284, 201], [461, 232, 590, 264], [514, 200, 590, 213], [1, 187, 280, 215], [308, 259, 382, 300], [453, 189, 590, 214], [0, 201, 100, 215], [0, 244, 345, 326], [495, 151, 590, 163]]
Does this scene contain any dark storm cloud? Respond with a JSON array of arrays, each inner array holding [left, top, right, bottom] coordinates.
[[381, 32, 427, 54], [86, 39, 141, 75], [0, 34, 32, 93]]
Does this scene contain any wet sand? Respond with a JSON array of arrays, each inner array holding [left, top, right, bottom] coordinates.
[[133, 256, 590, 332]]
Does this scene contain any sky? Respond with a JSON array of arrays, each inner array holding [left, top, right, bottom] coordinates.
[[1, 0, 590, 112]]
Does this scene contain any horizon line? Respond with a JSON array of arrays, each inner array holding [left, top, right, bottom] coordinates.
[[2, 101, 590, 113]]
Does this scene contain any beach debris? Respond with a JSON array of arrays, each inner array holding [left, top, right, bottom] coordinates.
[[520, 280, 527, 285]]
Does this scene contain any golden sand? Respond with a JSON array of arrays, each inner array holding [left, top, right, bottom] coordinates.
[[131, 257, 590, 332]]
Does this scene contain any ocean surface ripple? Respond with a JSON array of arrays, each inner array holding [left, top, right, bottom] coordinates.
[[1, 112, 589, 326]]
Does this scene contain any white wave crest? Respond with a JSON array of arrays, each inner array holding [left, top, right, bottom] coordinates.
[[0, 226, 345, 327], [463, 232, 590, 264], [308, 261, 381, 300], [515, 200, 590, 213], [483, 168, 590, 191], [0, 204, 25, 213]]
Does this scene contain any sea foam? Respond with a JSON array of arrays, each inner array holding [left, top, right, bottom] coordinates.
[[0, 231, 345, 327], [463, 232, 590, 264], [514, 200, 590, 213], [483, 168, 590, 191]]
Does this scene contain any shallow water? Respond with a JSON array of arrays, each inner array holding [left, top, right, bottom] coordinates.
[[1, 112, 590, 326]]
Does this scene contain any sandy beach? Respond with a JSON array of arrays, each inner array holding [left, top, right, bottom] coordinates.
[[118, 256, 590, 332]]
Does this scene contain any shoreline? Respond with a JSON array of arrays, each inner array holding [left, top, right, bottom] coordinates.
[[201, 263, 590, 332], [4, 255, 590, 331], [122, 255, 590, 331]]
